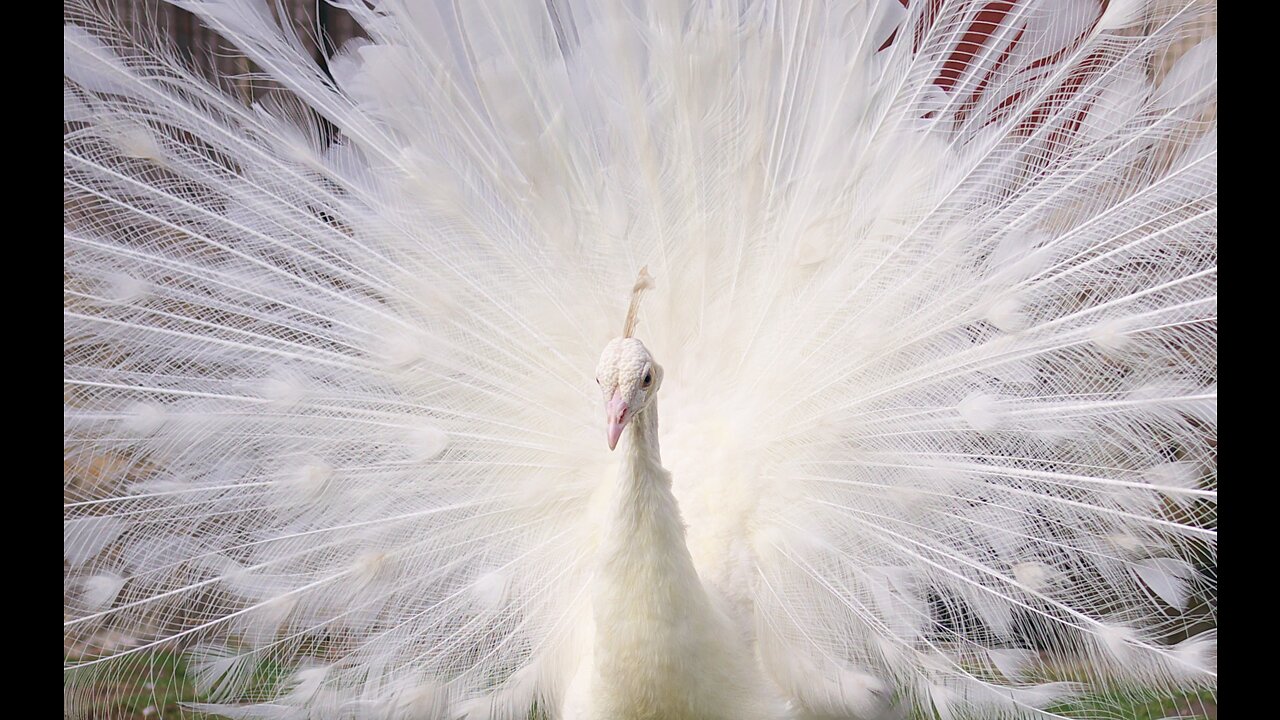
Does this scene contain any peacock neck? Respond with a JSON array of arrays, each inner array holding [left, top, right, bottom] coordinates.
[[603, 399, 687, 563], [606, 399, 694, 557], [622, 398, 663, 482], [592, 397, 720, 714]]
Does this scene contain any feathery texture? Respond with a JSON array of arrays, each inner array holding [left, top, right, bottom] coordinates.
[[622, 267, 654, 339], [65, 1, 1216, 718]]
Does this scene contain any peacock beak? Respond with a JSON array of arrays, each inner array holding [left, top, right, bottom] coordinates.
[[606, 388, 628, 450]]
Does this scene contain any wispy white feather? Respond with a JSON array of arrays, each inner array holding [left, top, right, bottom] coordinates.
[[65, 1, 1216, 718]]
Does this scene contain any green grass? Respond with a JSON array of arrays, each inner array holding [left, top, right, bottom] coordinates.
[[69, 649, 1214, 720], [66, 648, 298, 720], [1046, 687, 1216, 719], [65, 649, 209, 719]]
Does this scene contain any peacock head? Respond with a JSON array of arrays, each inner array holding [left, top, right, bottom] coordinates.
[[596, 337, 663, 450], [595, 267, 662, 450]]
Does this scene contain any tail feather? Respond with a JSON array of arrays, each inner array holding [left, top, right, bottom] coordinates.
[[65, 1, 1215, 718]]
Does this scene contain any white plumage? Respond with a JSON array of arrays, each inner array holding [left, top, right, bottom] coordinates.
[[64, 1, 1216, 718]]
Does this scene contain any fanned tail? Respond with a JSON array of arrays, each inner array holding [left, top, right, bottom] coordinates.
[[65, 1, 1215, 718]]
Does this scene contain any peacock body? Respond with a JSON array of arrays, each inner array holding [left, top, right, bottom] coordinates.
[[65, 1, 1217, 718]]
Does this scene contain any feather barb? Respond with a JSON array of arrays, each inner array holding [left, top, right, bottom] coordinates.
[[622, 266, 654, 338]]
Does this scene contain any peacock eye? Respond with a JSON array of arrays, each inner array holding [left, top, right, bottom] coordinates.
[[642, 371, 652, 387]]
